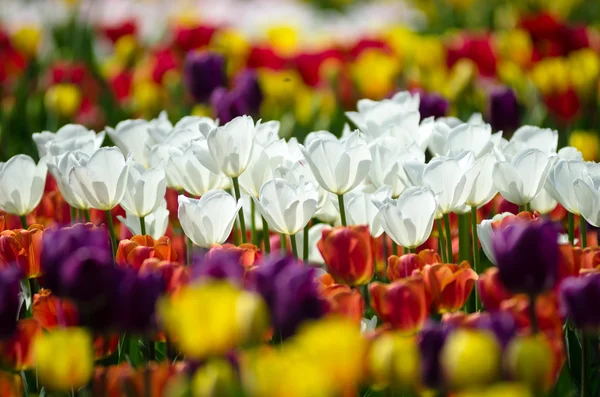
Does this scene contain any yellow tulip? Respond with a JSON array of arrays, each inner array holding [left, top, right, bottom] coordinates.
[[351, 48, 399, 100], [34, 328, 93, 391], [569, 130, 599, 161], [506, 335, 555, 392], [192, 359, 238, 397], [133, 80, 163, 116], [267, 25, 299, 57], [440, 329, 501, 390], [114, 34, 139, 66], [530, 58, 571, 96], [45, 84, 82, 118], [494, 29, 533, 68], [568, 49, 600, 98], [12, 26, 41, 57], [158, 281, 269, 359], [367, 332, 420, 391], [456, 382, 533, 397]]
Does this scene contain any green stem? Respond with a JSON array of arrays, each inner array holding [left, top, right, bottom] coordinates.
[[262, 216, 271, 254], [518, 205, 525, 213], [105, 210, 117, 257], [280, 234, 287, 252], [580, 215, 588, 249], [443, 213, 453, 263], [290, 234, 298, 258], [568, 212, 575, 245], [525, 202, 531, 212], [582, 333, 590, 397], [83, 209, 91, 223], [402, 246, 409, 254], [303, 225, 309, 262], [337, 194, 347, 226], [20, 215, 28, 229], [528, 294, 539, 334], [186, 238, 193, 266], [140, 216, 146, 236], [437, 219, 447, 263], [232, 177, 247, 244], [392, 242, 399, 256], [250, 199, 258, 246], [70, 206, 76, 224], [471, 207, 481, 311]]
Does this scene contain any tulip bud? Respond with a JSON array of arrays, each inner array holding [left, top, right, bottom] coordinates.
[[560, 273, 600, 332], [368, 333, 420, 391], [318, 225, 374, 286], [387, 254, 426, 281], [11, 26, 41, 57], [45, 84, 82, 118], [569, 130, 599, 161], [420, 262, 478, 313], [370, 278, 429, 332], [419, 92, 448, 119], [184, 51, 226, 103], [0, 267, 22, 339], [440, 329, 501, 390], [505, 335, 554, 392], [34, 328, 93, 391], [192, 359, 239, 397], [0, 155, 47, 217], [489, 87, 519, 134]]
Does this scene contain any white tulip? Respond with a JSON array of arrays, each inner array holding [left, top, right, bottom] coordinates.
[[239, 139, 287, 197], [346, 91, 420, 131], [429, 122, 494, 158], [178, 190, 241, 248], [477, 212, 514, 265], [117, 201, 169, 239], [146, 144, 186, 190], [120, 162, 167, 218], [464, 153, 497, 208], [374, 186, 437, 248], [198, 115, 259, 178], [493, 148, 553, 206], [106, 119, 151, 166], [255, 120, 280, 147], [574, 166, 600, 227], [0, 155, 47, 216], [33, 124, 105, 158], [361, 316, 378, 334], [300, 130, 371, 195], [168, 145, 229, 197], [546, 158, 588, 214], [46, 151, 91, 209], [254, 178, 319, 236], [69, 147, 130, 211], [502, 126, 558, 157], [145, 111, 174, 146], [315, 194, 341, 225], [368, 136, 424, 197], [344, 188, 389, 237]]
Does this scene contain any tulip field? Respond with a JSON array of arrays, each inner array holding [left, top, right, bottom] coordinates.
[[2, 0, 600, 396]]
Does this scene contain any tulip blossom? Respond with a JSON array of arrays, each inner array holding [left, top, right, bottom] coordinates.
[[253, 178, 318, 237], [169, 145, 230, 196], [46, 151, 91, 210], [546, 158, 588, 214], [32, 124, 105, 158], [374, 186, 437, 249], [32, 290, 79, 329], [492, 219, 560, 295], [493, 148, 553, 206], [117, 201, 169, 240], [183, 51, 226, 103], [387, 250, 441, 281], [116, 235, 177, 271], [502, 126, 558, 157], [477, 267, 514, 312], [319, 275, 365, 324], [344, 188, 388, 238], [346, 91, 420, 133], [33, 328, 94, 391], [367, 333, 420, 391], [0, 155, 47, 217], [506, 335, 556, 393], [369, 277, 430, 333], [418, 262, 478, 313], [530, 186, 558, 214], [0, 319, 43, 370], [429, 121, 495, 158], [559, 273, 600, 332], [573, 166, 600, 227], [196, 115, 259, 178], [120, 162, 167, 218], [68, 147, 130, 211], [317, 225, 374, 286], [0, 225, 44, 278], [178, 190, 241, 248], [464, 153, 497, 208], [239, 139, 288, 198], [300, 130, 371, 195]]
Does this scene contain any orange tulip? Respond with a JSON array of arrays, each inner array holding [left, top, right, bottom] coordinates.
[[418, 261, 478, 313], [116, 235, 177, 271], [319, 274, 365, 323], [207, 243, 261, 269], [558, 244, 582, 281], [373, 234, 393, 277], [317, 225, 374, 286], [477, 267, 514, 312], [580, 246, 600, 273], [369, 277, 429, 333], [0, 319, 42, 370], [94, 362, 181, 397], [0, 225, 44, 278], [500, 293, 563, 337], [32, 289, 79, 328], [387, 249, 441, 281], [139, 259, 190, 294]]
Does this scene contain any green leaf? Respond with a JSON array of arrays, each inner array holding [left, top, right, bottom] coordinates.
[[127, 335, 142, 368], [550, 364, 578, 397]]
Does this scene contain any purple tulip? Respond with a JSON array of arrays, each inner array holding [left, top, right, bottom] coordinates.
[[419, 92, 448, 120], [115, 270, 165, 333], [191, 249, 245, 285], [560, 273, 600, 332], [419, 321, 453, 388], [250, 255, 326, 339], [211, 70, 263, 123], [489, 87, 520, 133], [184, 51, 227, 103], [492, 220, 559, 295], [0, 266, 23, 339]]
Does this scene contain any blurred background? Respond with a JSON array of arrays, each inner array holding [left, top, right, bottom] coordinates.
[[1, 0, 600, 160]]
